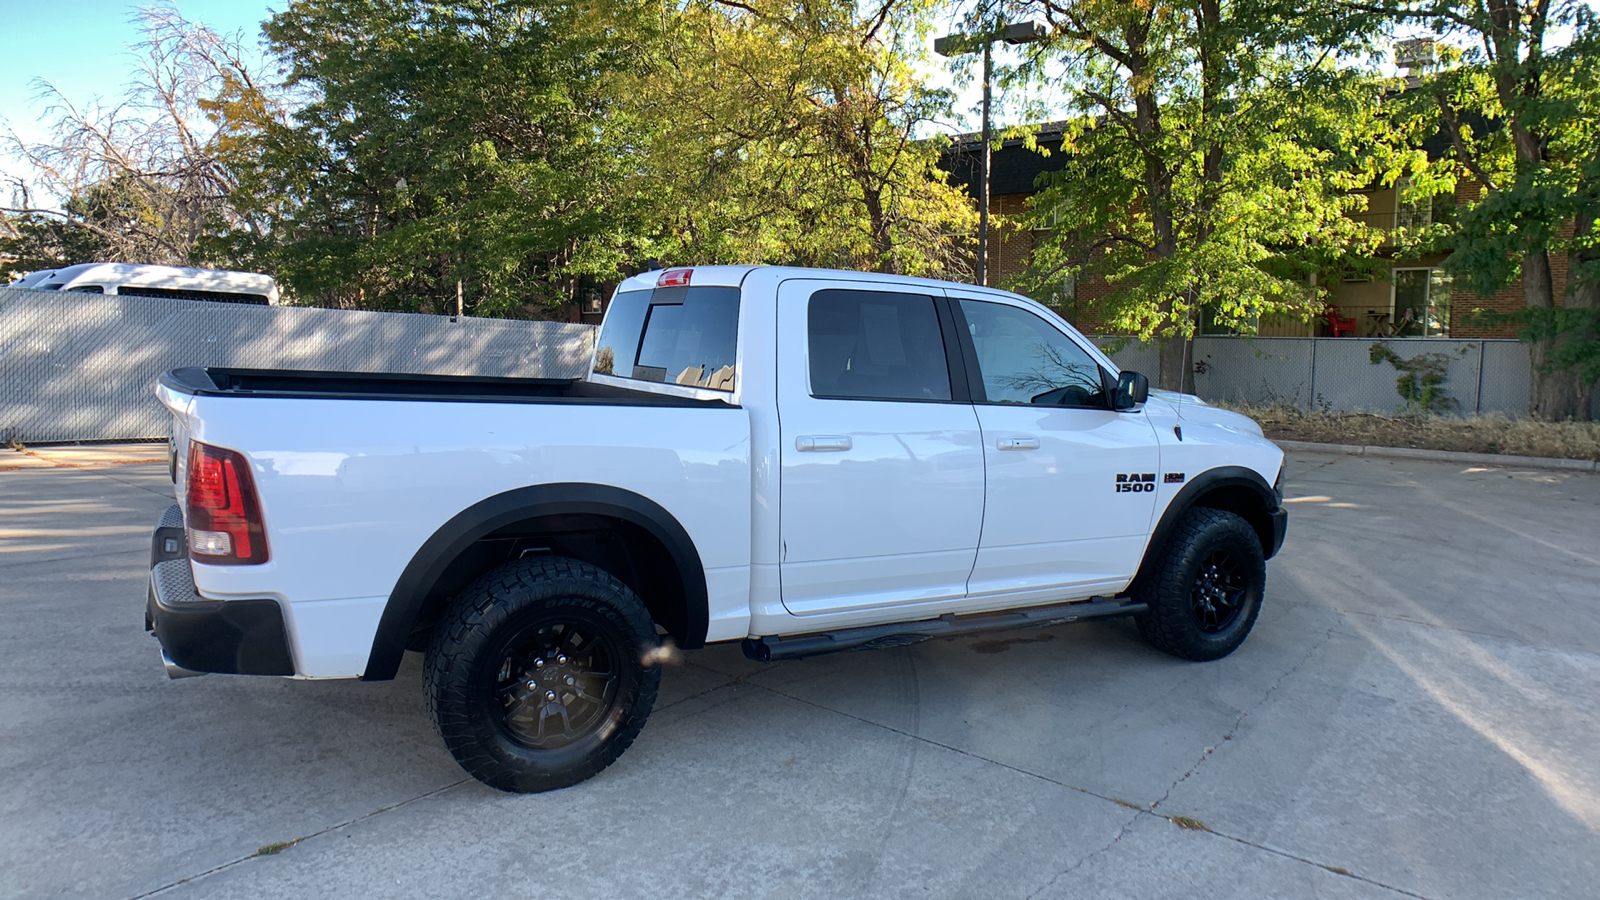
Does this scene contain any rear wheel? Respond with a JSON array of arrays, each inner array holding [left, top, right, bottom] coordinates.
[[1134, 508, 1265, 661], [425, 556, 660, 792]]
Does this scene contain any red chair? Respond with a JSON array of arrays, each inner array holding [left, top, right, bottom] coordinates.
[[1323, 305, 1357, 337]]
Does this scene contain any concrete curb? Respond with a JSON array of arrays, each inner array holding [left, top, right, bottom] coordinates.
[[1, 443, 167, 471], [1274, 439, 1600, 473]]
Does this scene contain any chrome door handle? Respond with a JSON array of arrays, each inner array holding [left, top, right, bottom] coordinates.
[[797, 435, 852, 452], [997, 436, 1040, 451]]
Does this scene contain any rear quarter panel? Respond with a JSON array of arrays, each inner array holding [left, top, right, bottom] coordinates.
[[183, 396, 752, 677]]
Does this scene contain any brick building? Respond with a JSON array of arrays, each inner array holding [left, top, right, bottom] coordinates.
[[940, 124, 1569, 340]]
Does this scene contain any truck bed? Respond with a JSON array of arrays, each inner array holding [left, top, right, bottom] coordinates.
[[160, 366, 733, 407]]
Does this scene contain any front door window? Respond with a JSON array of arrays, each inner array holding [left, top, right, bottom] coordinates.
[[957, 298, 1108, 408], [1392, 268, 1451, 337]]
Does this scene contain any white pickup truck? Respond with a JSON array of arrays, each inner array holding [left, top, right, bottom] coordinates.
[[146, 265, 1287, 792]]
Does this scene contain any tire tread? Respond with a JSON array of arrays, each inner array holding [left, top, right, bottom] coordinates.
[[424, 556, 660, 792], [1135, 507, 1265, 662]]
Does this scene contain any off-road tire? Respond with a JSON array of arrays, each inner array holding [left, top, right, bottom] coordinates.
[[1134, 508, 1265, 662], [425, 556, 661, 793]]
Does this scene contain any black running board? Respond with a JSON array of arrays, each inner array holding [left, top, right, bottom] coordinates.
[[742, 597, 1147, 663]]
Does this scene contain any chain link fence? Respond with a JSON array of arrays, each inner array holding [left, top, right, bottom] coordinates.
[[1095, 336, 1596, 418], [0, 288, 596, 443], [4, 290, 1588, 443]]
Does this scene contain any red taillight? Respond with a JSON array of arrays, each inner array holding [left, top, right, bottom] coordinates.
[[656, 267, 692, 287], [185, 441, 268, 565]]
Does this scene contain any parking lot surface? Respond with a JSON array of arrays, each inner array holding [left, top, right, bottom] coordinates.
[[1, 451, 1596, 899]]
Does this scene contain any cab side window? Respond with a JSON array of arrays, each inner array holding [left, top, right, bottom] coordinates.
[[808, 290, 953, 402], [958, 299, 1108, 408]]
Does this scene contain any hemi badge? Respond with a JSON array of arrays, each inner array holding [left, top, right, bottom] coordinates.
[[1165, 473, 1186, 484]]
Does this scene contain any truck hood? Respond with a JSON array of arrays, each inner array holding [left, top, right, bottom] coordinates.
[[1148, 390, 1265, 438]]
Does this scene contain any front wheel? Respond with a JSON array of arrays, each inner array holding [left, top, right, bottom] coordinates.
[[425, 556, 661, 792], [1134, 508, 1266, 662]]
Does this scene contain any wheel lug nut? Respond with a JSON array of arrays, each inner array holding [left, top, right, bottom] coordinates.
[[566, 676, 575, 685], [545, 690, 556, 701], [557, 654, 568, 664], [526, 680, 537, 690], [534, 658, 545, 667]]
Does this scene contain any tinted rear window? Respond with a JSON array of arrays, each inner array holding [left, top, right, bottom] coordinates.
[[593, 285, 740, 392], [807, 290, 952, 402]]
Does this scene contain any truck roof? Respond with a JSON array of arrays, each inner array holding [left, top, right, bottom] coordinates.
[[615, 265, 1022, 301]]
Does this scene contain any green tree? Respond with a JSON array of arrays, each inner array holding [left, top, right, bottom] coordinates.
[[625, 0, 974, 277], [0, 208, 108, 281], [222, 0, 653, 313], [1371, 0, 1599, 420], [973, 0, 1402, 392]]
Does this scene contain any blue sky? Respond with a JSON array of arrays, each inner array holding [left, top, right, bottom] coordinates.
[[0, 1, 278, 154]]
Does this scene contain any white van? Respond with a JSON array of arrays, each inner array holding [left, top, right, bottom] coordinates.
[[11, 263, 280, 305]]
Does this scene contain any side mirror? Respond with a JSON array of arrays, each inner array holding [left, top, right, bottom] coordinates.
[[1112, 371, 1149, 410]]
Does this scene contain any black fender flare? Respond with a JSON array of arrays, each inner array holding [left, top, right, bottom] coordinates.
[[362, 483, 708, 681], [1133, 466, 1283, 587]]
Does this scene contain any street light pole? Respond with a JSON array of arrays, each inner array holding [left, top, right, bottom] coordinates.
[[935, 21, 1046, 288], [979, 39, 992, 286]]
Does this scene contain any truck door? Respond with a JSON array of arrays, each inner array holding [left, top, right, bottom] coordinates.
[[946, 293, 1161, 598], [777, 279, 984, 616]]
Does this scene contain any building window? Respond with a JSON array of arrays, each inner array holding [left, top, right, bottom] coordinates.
[[1049, 270, 1077, 310], [1391, 268, 1451, 336], [1394, 179, 1456, 232], [1395, 178, 1431, 231]]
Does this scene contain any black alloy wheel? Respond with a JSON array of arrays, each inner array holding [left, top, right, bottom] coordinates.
[[1134, 507, 1266, 662], [493, 619, 620, 750], [1190, 549, 1247, 634], [426, 556, 661, 793]]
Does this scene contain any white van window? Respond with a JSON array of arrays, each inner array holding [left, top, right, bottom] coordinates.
[[116, 286, 270, 305]]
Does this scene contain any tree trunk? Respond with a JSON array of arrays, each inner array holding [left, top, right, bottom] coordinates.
[[1524, 248, 1582, 420], [1567, 212, 1599, 421], [1157, 333, 1196, 395], [1133, 89, 1183, 392]]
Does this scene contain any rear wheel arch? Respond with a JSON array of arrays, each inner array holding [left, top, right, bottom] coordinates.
[[363, 483, 708, 681]]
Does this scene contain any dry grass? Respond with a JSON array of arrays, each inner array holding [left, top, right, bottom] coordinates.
[[1168, 815, 1212, 832], [1220, 403, 1600, 462]]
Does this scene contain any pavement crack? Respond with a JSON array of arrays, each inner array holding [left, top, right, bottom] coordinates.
[[1196, 825, 1438, 900], [1023, 807, 1143, 899], [754, 677, 1173, 900], [751, 680, 1144, 812], [1150, 624, 1336, 812], [125, 779, 471, 898], [96, 471, 182, 499]]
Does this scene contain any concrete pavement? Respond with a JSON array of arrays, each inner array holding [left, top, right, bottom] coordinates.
[[0, 453, 1596, 899]]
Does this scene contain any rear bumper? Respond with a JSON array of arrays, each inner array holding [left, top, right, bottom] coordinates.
[[146, 506, 295, 677], [1266, 507, 1288, 559]]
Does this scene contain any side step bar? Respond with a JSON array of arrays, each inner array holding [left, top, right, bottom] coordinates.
[[742, 597, 1147, 663]]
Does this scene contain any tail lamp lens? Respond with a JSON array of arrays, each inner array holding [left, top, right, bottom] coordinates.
[[656, 267, 692, 287], [185, 441, 268, 564]]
